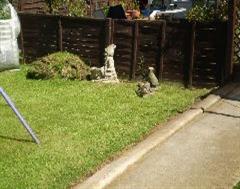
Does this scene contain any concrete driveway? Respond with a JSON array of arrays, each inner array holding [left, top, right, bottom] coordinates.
[[107, 86, 240, 189]]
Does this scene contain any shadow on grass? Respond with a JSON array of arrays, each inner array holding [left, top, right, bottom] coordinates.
[[0, 134, 34, 143]]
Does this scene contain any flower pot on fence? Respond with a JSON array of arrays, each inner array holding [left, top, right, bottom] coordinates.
[[126, 10, 140, 19]]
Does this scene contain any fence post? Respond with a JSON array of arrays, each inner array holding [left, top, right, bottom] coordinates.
[[58, 17, 63, 51], [157, 21, 166, 80], [188, 22, 196, 88], [105, 18, 112, 46], [216, 22, 228, 85], [130, 21, 139, 80], [226, 0, 237, 81], [18, 0, 22, 11], [101, 18, 112, 66], [19, 30, 25, 62], [18, 15, 25, 62]]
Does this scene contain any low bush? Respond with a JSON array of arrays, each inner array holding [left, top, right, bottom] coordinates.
[[26, 52, 90, 80]]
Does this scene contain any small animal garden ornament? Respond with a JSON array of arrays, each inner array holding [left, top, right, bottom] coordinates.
[[136, 82, 153, 97], [90, 44, 119, 83], [136, 67, 160, 97], [148, 67, 159, 88]]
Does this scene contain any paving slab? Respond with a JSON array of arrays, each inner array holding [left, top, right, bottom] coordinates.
[[107, 85, 240, 189]]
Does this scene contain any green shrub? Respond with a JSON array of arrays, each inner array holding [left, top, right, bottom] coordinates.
[[46, 0, 87, 17], [27, 52, 90, 80], [0, 0, 11, 19], [186, 0, 228, 22], [217, 0, 228, 21]]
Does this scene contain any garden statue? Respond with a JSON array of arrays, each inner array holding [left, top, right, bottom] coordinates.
[[90, 66, 104, 80], [136, 67, 159, 97], [136, 82, 153, 97], [0, 0, 20, 72], [103, 44, 118, 81], [148, 67, 159, 87], [90, 44, 119, 83]]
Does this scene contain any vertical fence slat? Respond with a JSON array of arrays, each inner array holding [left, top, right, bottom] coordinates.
[[183, 22, 190, 87], [105, 18, 112, 47], [157, 21, 166, 80], [188, 22, 196, 88], [111, 18, 114, 44], [130, 21, 139, 80], [100, 18, 112, 66], [226, 0, 237, 80], [19, 15, 25, 62], [58, 17, 63, 51], [216, 22, 228, 85]]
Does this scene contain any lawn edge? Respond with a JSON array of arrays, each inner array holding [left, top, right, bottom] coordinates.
[[72, 83, 237, 189]]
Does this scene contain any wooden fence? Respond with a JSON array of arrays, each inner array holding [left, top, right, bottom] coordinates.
[[226, 0, 240, 79], [18, 13, 228, 87]]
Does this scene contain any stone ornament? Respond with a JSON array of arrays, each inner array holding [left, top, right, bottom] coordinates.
[[136, 67, 160, 97], [136, 82, 153, 97], [90, 44, 119, 83], [148, 67, 159, 87]]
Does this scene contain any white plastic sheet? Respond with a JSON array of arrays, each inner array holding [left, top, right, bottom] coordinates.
[[0, 3, 20, 71]]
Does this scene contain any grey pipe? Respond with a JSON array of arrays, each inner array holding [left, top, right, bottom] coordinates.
[[0, 87, 40, 144]]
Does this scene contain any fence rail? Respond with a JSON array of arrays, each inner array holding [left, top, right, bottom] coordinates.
[[18, 13, 228, 87]]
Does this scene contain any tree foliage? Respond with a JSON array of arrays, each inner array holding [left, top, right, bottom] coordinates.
[[45, 0, 87, 17], [0, 0, 10, 19], [186, 0, 228, 22]]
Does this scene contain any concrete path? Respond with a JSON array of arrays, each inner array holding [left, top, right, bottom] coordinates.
[[107, 86, 240, 189]]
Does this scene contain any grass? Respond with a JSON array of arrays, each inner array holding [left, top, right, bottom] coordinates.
[[0, 66, 208, 189]]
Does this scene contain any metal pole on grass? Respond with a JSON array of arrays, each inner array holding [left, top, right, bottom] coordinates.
[[0, 87, 40, 144]]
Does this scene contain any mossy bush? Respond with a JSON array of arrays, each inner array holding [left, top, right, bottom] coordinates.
[[27, 52, 90, 80]]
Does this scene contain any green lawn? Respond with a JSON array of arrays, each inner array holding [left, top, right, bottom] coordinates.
[[0, 66, 208, 189]]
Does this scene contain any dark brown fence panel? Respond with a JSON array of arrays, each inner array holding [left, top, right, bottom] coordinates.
[[193, 23, 218, 87], [112, 20, 135, 77], [193, 22, 227, 87], [18, 0, 47, 13], [136, 20, 165, 80], [19, 14, 59, 61], [216, 22, 228, 85], [163, 20, 190, 83], [61, 17, 106, 67]]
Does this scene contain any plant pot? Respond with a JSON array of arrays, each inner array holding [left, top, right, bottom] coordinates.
[[126, 9, 140, 19]]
